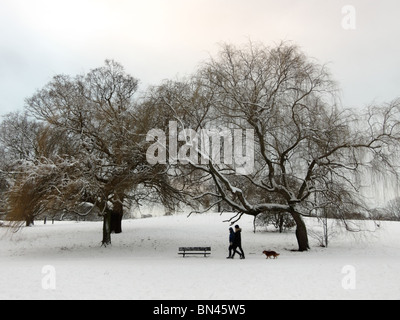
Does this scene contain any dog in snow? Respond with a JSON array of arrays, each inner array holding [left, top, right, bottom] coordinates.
[[263, 250, 280, 259]]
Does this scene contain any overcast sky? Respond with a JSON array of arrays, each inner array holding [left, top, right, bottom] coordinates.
[[1, 0, 399, 116]]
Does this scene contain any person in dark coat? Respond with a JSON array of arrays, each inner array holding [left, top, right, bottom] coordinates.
[[227, 227, 235, 259], [232, 225, 245, 259]]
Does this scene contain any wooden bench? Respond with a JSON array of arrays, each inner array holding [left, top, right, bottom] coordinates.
[[178, 247, 211, 258]]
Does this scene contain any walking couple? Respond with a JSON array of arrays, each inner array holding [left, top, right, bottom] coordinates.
[[227, 225, 245, 259]]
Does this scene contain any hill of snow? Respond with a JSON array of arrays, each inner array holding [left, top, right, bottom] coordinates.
[[1, 213, 399, 300]]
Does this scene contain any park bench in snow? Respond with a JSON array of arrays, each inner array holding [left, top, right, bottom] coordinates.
[[178, 247, 211, 258]]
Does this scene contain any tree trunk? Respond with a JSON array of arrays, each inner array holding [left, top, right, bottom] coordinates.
[[25, 215, 34, 227], [291, 211, 310, 252], [110, 198, 123, 234], [278, 214, 284, 233], [110, 210, 123, 234], [102, 211, 112, 246]]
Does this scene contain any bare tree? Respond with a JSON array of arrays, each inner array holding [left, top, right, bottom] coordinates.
[[0, 111, 45, 225], [6, 157, 92, 227], [10, 60, 183, 245], [155, 42, 400, 251], [0, 111, 42, 161]]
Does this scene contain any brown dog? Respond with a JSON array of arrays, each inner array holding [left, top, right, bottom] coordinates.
[[263, 250, 280, 259]]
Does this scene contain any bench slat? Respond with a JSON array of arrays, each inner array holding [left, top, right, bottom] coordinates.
[[178, 252, 211, 255], [179, 247, 211, 251], [178, 247, 211, 258]]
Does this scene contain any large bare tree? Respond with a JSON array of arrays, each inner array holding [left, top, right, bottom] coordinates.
[[9, 60, 183, 245], [150, 42, 400, 251]]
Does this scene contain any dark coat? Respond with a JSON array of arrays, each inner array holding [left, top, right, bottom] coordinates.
[[229, 229, 235, 244], [233, 228, 242, 246]]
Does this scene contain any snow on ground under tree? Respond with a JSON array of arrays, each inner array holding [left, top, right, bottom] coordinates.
[[1, 213, 399, 300]]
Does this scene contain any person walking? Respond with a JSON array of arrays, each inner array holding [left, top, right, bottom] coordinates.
[[232, 225, 245, 259], [226, 227, 235, 259]]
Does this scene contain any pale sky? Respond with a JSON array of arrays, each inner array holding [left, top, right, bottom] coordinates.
[[1, 0, 399, 115]]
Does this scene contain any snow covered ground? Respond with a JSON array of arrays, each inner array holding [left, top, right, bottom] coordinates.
[[1, 213, 399, 300]]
